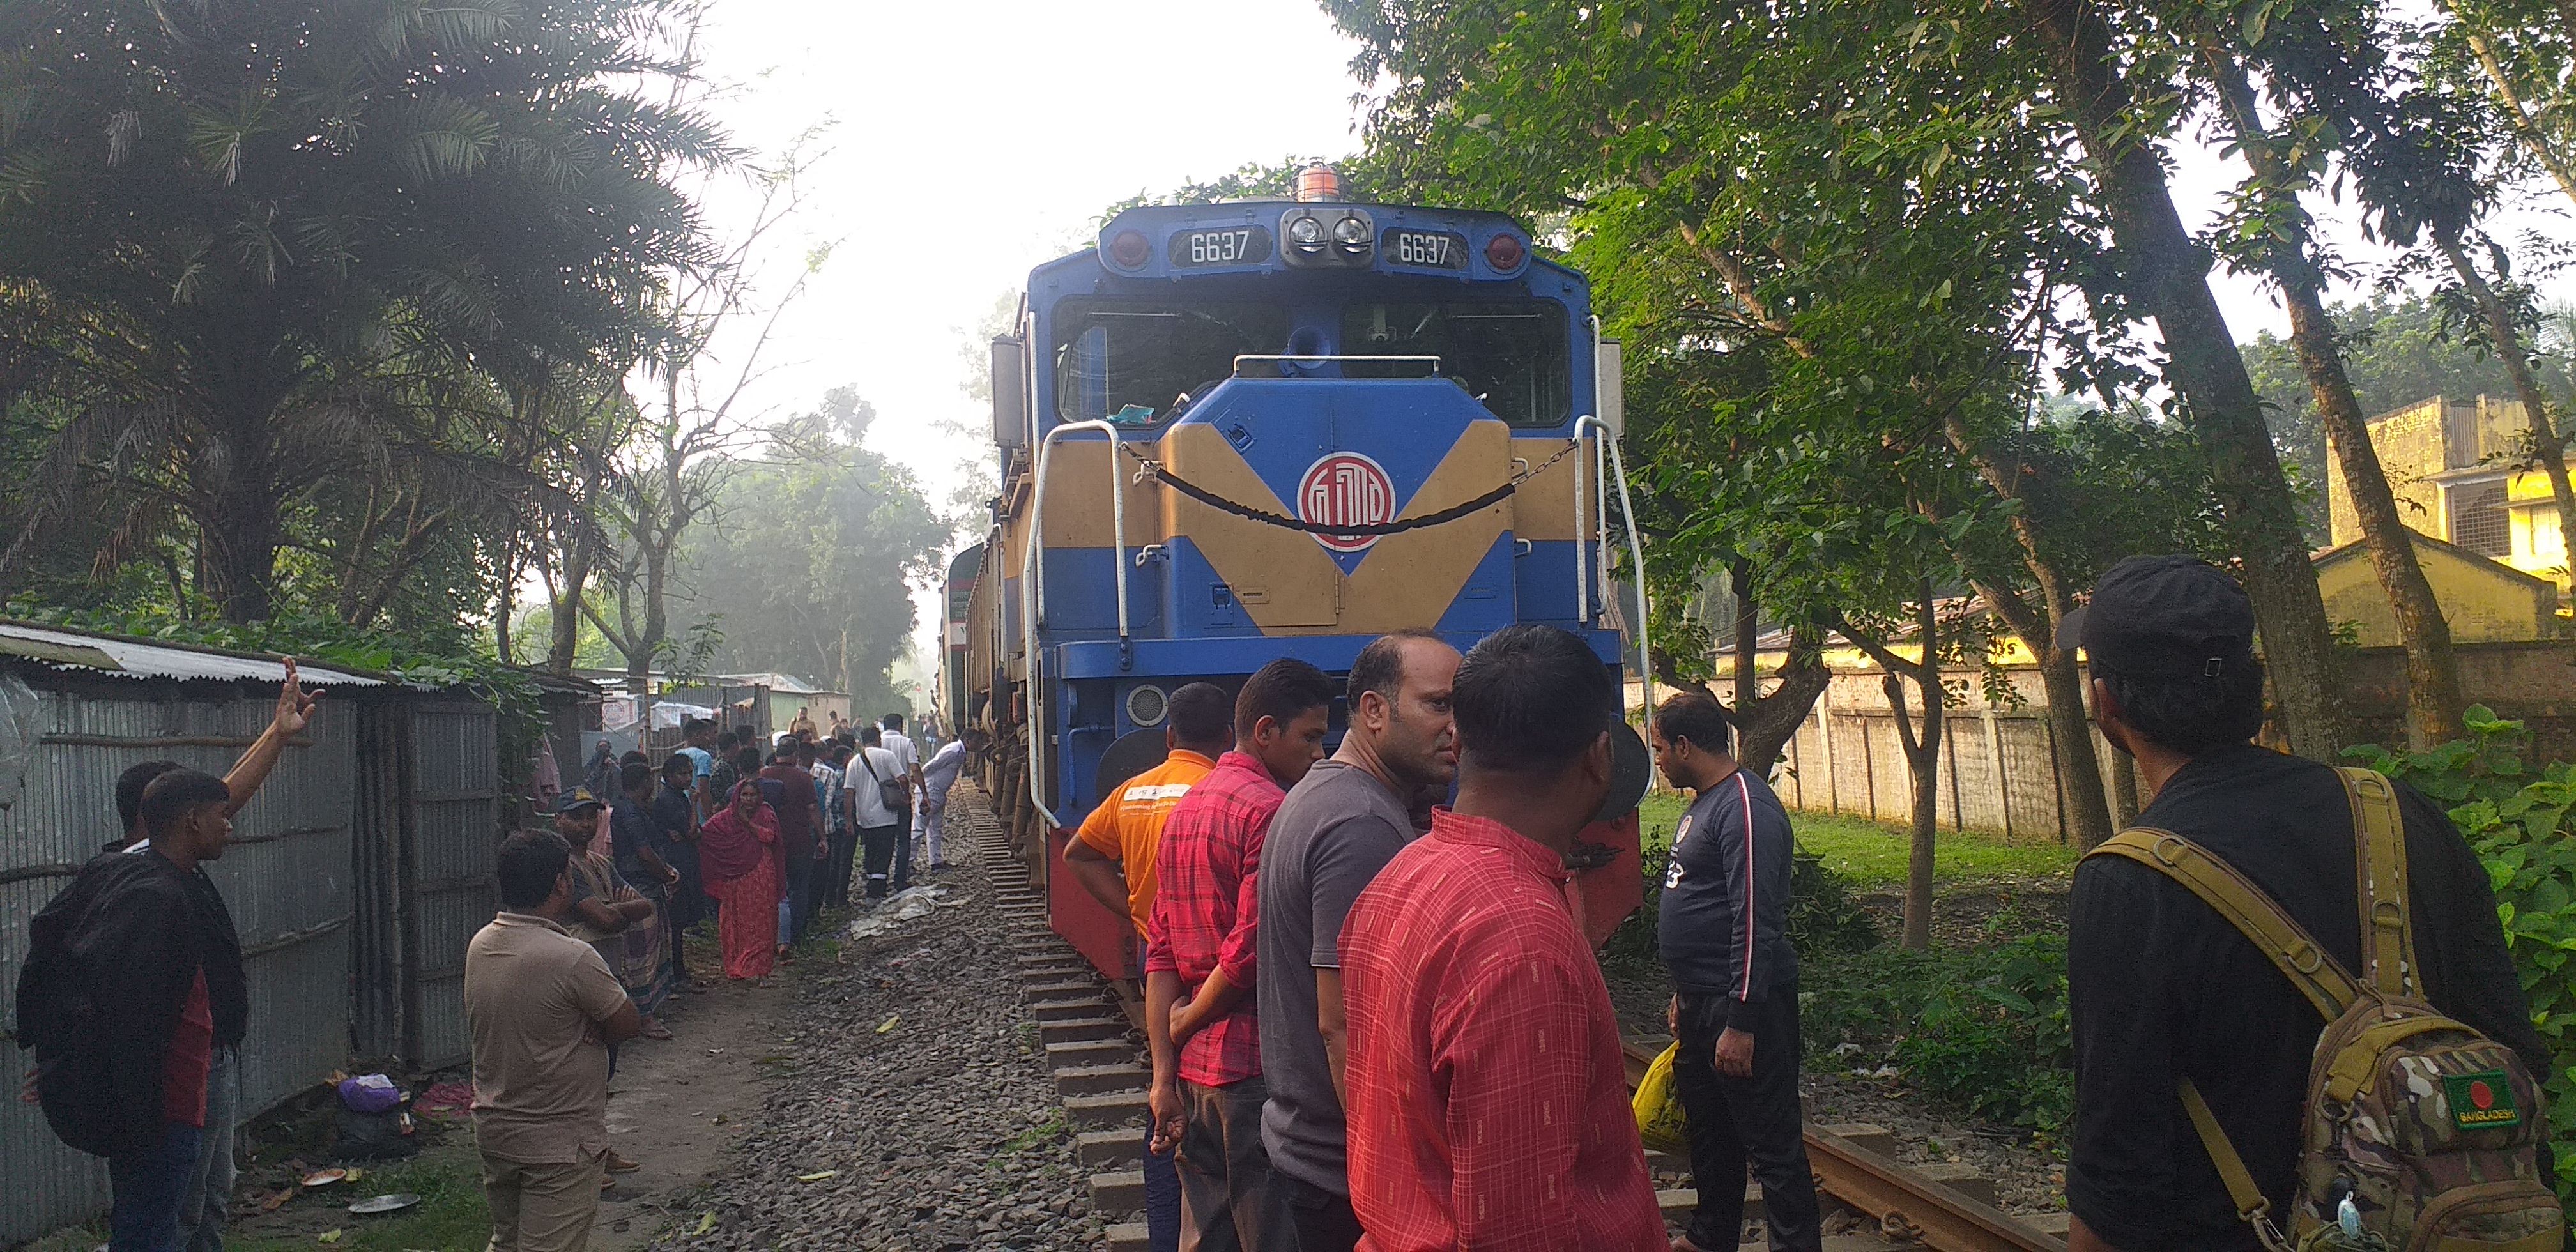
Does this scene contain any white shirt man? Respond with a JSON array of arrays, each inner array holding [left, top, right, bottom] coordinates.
[[842, 740, 907, 901]]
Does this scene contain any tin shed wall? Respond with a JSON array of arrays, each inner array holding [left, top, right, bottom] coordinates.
[[0, 679, 355, 1246]]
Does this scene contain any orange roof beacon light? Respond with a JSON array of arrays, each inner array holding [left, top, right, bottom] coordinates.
[[1294, 162, 1344, 203]]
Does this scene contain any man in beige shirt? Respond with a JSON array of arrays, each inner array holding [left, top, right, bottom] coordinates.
[[466, 829, 641, 1252]]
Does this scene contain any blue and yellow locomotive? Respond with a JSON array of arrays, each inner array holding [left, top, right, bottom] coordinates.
[[958, 167, 1653, 979]]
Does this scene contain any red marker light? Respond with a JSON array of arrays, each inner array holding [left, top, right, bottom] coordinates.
[[1483, 233, 1526, 271], [1108, 229, 1150, 268]]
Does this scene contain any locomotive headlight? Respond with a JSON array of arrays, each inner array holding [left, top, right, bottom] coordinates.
[[1107, 229, 1150, 269], [1287, 213, 1327, 253], [1126, 684, 1169, 728], [1331, 213, 1373, 257]]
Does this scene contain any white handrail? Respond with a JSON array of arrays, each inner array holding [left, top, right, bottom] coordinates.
[[1019, 420, 1128, 830], [1576, 415, 1653, 725]]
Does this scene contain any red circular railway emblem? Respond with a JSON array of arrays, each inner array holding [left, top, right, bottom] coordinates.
[[1299, 452, 1398, 553]]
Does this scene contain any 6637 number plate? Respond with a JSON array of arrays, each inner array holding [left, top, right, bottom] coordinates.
[[1168, 226, 1275, 269]]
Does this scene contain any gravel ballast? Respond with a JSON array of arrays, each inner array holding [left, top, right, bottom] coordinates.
[[648, 835, 1099, 1251]]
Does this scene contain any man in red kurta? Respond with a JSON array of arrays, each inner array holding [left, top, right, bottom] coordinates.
[[1147, 658, 1335, 1251], [1338, 624, 1666, 1252]]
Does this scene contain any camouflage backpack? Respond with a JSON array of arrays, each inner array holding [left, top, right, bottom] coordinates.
[[2089, 767, 2563, 1252]]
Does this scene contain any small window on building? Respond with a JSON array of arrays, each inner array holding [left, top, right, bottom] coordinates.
[[2451, 481, 2510, 557]]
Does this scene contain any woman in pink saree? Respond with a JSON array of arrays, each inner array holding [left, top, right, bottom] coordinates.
[[698, 780, 782, 981]]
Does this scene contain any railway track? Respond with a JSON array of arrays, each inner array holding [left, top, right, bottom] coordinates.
[[958, 780, 2067, 1250], [1618, 1039, 2067, 1251]]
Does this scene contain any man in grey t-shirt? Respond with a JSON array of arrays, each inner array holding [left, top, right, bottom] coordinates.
[[1256, 629, 1461, 1251]]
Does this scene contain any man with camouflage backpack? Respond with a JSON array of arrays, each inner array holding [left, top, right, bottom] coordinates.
[[2064, 556, 2557, 1251]]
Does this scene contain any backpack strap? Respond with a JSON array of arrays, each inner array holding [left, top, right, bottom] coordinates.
[[2337, 767, 2419, 999], [2087, 828, 2358, 1021], [2178, 1077, 2293, 1249]]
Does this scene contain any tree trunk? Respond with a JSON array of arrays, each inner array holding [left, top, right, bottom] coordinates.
[[199, 422, 281, 623], [2457, 24, 2576, 210], [2435, 227, 2576, 571], [2203, 50, 2467, 749], [1977, 578, 2117, 848], [1878, 607, 1945, 950], [1735, 625, 1834, 779], [1935, 409, 2115, 847], [2024, 0, 2355, 758], [1730, 556, 1760, 717], [1844, 595, 1943, 950], [548, 537, 592, 675], [2287, 285, 2466, 747]]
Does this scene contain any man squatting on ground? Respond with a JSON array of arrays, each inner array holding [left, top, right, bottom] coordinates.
[[16, 667, 319, 1252], [1147, 659, 1335, 1250], [466, 829, 644, 1252], [1652, 691, 1822, 1252], [1256, 628, 1461, 1252], [1066, 682, 1234, 1252], [2060, 556, 2551, 1251], [1339, 623, 1669, 1250]]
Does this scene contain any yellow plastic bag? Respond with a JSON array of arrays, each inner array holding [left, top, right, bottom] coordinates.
[[1632, 1041, 1689, 1154]]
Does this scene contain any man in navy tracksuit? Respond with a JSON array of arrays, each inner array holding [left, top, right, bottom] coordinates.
[[1651, 691, 1821, 1252]]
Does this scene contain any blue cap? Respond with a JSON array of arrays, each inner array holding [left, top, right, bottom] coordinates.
[[553, 788, 605, 814]]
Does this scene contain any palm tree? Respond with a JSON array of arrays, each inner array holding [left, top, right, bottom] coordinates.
[[0, 0, 731, 620]]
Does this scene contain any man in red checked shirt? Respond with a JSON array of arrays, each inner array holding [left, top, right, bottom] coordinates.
[[1338, 624, 1666, 1252], [1146, 657, 1336, 1251]]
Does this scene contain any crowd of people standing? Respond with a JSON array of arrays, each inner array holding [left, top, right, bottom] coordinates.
[[15, 557, 2556, 1252], [461, 712, 976, 1249]]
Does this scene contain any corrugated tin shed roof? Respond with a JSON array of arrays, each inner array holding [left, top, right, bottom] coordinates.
[[0, 620, 394, 687]]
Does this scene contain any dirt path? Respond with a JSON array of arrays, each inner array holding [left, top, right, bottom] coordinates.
[[592, 936, 796, 1249]]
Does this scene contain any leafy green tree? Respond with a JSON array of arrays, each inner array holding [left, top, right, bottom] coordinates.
[[672, 388, 947, 716], [2233, 0, 2576, 574], [0, 0, 725, 621], [1321, 0, 2239, 866], [2194, 42, 2468, 747], [2014, 0, 2358, 756]]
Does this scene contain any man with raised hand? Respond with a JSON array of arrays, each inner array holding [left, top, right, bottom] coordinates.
[[21, 769, 249, 1252], [1339, 624, 1664, 1251], [108, 660, 320, 853], [1652, 691, 1819, 1252], [72, 662, 317, 1252], [1256, 629, 1459, 1252], [1147, 659, 1334, 1252]]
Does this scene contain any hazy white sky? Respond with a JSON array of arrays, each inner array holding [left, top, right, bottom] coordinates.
[[675, 0, 2570, 682]]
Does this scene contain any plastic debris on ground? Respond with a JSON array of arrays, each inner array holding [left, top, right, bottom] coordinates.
[[844, 885, 954, 940]]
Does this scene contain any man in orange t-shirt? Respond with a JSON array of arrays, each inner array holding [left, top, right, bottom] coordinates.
[[1062, 680, 1232, 1252], [1064, 683, 1236, 958]]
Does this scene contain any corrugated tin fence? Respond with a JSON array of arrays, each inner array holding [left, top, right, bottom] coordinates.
[[0, 673, 503, 1246]]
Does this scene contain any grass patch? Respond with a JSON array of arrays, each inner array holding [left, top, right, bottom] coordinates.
[[1801, 936, 2074, 1137], [1635, 793, 2078, 887], [228, 1145, 491, 1252]]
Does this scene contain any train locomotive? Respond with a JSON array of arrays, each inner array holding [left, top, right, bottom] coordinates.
[[951, 166, 1655, 982]]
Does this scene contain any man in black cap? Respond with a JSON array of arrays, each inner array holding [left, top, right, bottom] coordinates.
[[2062, 556, 2548, 1251]]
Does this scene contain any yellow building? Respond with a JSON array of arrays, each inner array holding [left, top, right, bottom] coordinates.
[[2324, 395, 2570, 590], [2314, 531, 2560, 646]]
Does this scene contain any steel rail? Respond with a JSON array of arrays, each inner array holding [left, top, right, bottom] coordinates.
[[1621, 1037, 2066, 1252]]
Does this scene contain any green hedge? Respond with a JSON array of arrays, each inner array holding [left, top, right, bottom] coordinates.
[[2347, 708, 2576, 1196]]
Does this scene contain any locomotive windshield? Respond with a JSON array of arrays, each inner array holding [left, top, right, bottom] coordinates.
[[1054, 301, 1289, 424], [1050, 296, 1572, 428], [1342, 301, 1570, 427]]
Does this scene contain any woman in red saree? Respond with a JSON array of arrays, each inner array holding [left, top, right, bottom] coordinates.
[[698, 780, 781, 982]]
